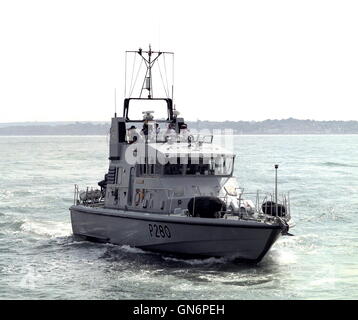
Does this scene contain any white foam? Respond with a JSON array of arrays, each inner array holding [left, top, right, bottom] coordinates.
[[20, 220, 71, 238], [118, 245, 149, 254], [269, 248, 298, 265], [162, 256, 229, 266]]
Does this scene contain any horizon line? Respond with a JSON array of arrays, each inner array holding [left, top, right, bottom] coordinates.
[[1, 117, 358, 125]]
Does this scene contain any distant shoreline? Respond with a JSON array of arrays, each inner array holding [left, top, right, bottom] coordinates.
[[0, 118, 358, 135]]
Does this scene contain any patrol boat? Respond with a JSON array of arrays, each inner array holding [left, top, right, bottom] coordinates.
[[70, 46, 292, 263]]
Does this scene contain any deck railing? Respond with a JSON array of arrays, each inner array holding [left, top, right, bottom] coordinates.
[[73, 184, 291, 221], [138, 133, 214, 144]]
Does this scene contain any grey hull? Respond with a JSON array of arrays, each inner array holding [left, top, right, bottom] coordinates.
[[70, 205, 282, 263]]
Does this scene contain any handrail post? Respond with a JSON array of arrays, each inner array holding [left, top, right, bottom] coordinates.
[[192, 185, 201, 217], [193, 195, 196, 217], [73, 184, 76, 205], [275, 164, 278, 217], [168, 189, 173, 216]]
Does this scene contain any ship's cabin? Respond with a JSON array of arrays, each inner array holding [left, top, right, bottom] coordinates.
[[104, 96, 237, 213]]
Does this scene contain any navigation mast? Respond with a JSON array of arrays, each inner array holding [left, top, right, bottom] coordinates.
[[125, 45, 173, 100]]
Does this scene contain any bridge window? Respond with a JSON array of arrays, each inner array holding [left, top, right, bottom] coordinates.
[[136, 156, 234, 177]]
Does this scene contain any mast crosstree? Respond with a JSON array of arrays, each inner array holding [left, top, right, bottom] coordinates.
[[125, 45, 174, 100]]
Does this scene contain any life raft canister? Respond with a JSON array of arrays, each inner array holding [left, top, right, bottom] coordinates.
[[187, 196, 226, 218], [261, 201, 287, 217]]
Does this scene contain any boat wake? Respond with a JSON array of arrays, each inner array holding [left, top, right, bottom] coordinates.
[[301, 207, 347, 223]]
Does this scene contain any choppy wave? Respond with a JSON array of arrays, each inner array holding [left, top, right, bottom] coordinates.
[[196, 273, 274, 287], [321, 161, 358, 168], [0, 190, 14, 201], [0, 219, 25, 232]]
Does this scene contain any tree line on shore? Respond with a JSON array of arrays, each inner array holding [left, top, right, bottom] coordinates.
[[1, 118, 358, 135]]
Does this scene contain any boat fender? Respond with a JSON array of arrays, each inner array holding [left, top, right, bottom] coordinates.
[[142, 199, 148, 208], [142, 192, 153, 208], [148, 198, 154, 209], [160, 200, 165, 210], [135, 192, 140, 206]]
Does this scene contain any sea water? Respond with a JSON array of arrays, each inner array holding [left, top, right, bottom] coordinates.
[[0, 135, 357, 299]]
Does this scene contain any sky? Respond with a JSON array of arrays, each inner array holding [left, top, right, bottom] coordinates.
[[0, 0, 357, 123]]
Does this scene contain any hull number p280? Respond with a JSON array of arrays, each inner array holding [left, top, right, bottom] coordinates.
[[148, 224, 171, 238]]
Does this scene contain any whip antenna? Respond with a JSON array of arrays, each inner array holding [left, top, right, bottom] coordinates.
[[114, 88, 117, 117]]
